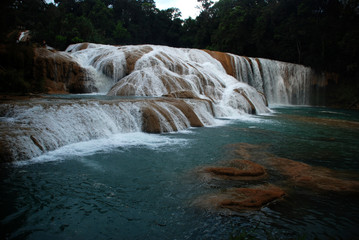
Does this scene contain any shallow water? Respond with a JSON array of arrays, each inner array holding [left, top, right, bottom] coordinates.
[[1, 106, 359, 240]]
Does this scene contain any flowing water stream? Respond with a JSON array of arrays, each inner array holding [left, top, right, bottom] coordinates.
[[1, 103, 358, 240]]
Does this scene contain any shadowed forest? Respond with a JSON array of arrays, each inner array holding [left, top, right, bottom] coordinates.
[[0, 0, 358, 104]]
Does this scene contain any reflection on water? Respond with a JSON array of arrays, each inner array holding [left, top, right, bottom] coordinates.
[[1, 106, 359, 240]]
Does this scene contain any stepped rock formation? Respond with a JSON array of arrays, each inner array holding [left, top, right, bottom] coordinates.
[[1, 43, 331, 162], [0, 97, 214, 162], [34, 42, 328, 106]]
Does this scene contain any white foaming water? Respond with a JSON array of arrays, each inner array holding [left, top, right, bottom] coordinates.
[[14, 132, 188, 166], [1, 101, 141, 161], [5, 43, 325, 163], [104, 44, 269, 116], [64, 43, 270, 117], [0, 98, 216, 161], [229, 55, 326, 105], [66, 43, 127, 93]]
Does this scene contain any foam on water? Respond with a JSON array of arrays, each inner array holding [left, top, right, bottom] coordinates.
[[14, 132, 188, 166]]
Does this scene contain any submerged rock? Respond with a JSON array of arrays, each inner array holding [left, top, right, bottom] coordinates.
[[200, 159, 267, 181], [226, 142, 359, 193], [227, 142, 272, 162], [193, 185, 285, 211], [268, 157, 359, 192]]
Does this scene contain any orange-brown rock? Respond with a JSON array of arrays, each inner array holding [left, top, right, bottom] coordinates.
[[76, 42, 89, 51], [193, 185, 285, 211], [141, 101, 179, 133], [122, 45, 153, 74], [33, 47, 89, 93], [226, 142, 359, 192], [201, 159, 266, 180], [141, 104, 162, 133], [166, 99, 204, 128], [141, 99, 206, 133], [268, 157, 359, 192], [163, 90, 198, 99], [203, 50, 236, 77]]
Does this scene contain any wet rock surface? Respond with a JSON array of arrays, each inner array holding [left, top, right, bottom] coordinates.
[[192, 141, 359, 213], [229, 142, 359, 193], [268, 157, 359, 192], [193, 185, 285, 211], [200, 159, 267, 181]]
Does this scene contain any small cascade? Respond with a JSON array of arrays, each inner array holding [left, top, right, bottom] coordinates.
[[66, 43, 127, 93], [0, 98, 215, 161]]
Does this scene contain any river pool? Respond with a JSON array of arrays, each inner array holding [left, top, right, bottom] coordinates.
[[1, 106, 359, 239]]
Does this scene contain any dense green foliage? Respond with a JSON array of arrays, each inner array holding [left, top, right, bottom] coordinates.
[[0, 0, 358, 98]]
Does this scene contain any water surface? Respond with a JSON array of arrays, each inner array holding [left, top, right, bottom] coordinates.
[[1, 106, 359, 239]]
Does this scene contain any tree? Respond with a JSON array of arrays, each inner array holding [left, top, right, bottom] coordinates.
[[113, 20, 130, 44]]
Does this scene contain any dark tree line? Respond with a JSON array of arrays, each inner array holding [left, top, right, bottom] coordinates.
[[0, 0, 358, 95]]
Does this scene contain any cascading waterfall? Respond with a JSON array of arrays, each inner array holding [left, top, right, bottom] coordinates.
[[1, 42, 326, 162], [65, 43, 128, 93], [0, 98, 216, 161], [229, 54, 326, 105], [64, 43, 269, 116]]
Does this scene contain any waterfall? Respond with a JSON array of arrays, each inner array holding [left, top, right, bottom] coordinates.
[[65, 43, 127, 93], [229, 55, 326, 105], [0, 98, 216, 161], [65, 43, 270, 116], [5, 43, 328, 162]]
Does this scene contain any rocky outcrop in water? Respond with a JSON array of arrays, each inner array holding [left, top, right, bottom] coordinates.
[[193, 185, 285, 211], [192, 141, 359, 213], [199, 159, 267, 181], [232, 142, 359, 193], [268, 157, 359, 192]]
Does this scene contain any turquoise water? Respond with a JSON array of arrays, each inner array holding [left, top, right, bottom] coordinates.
[[1, 106, 359, 239]]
